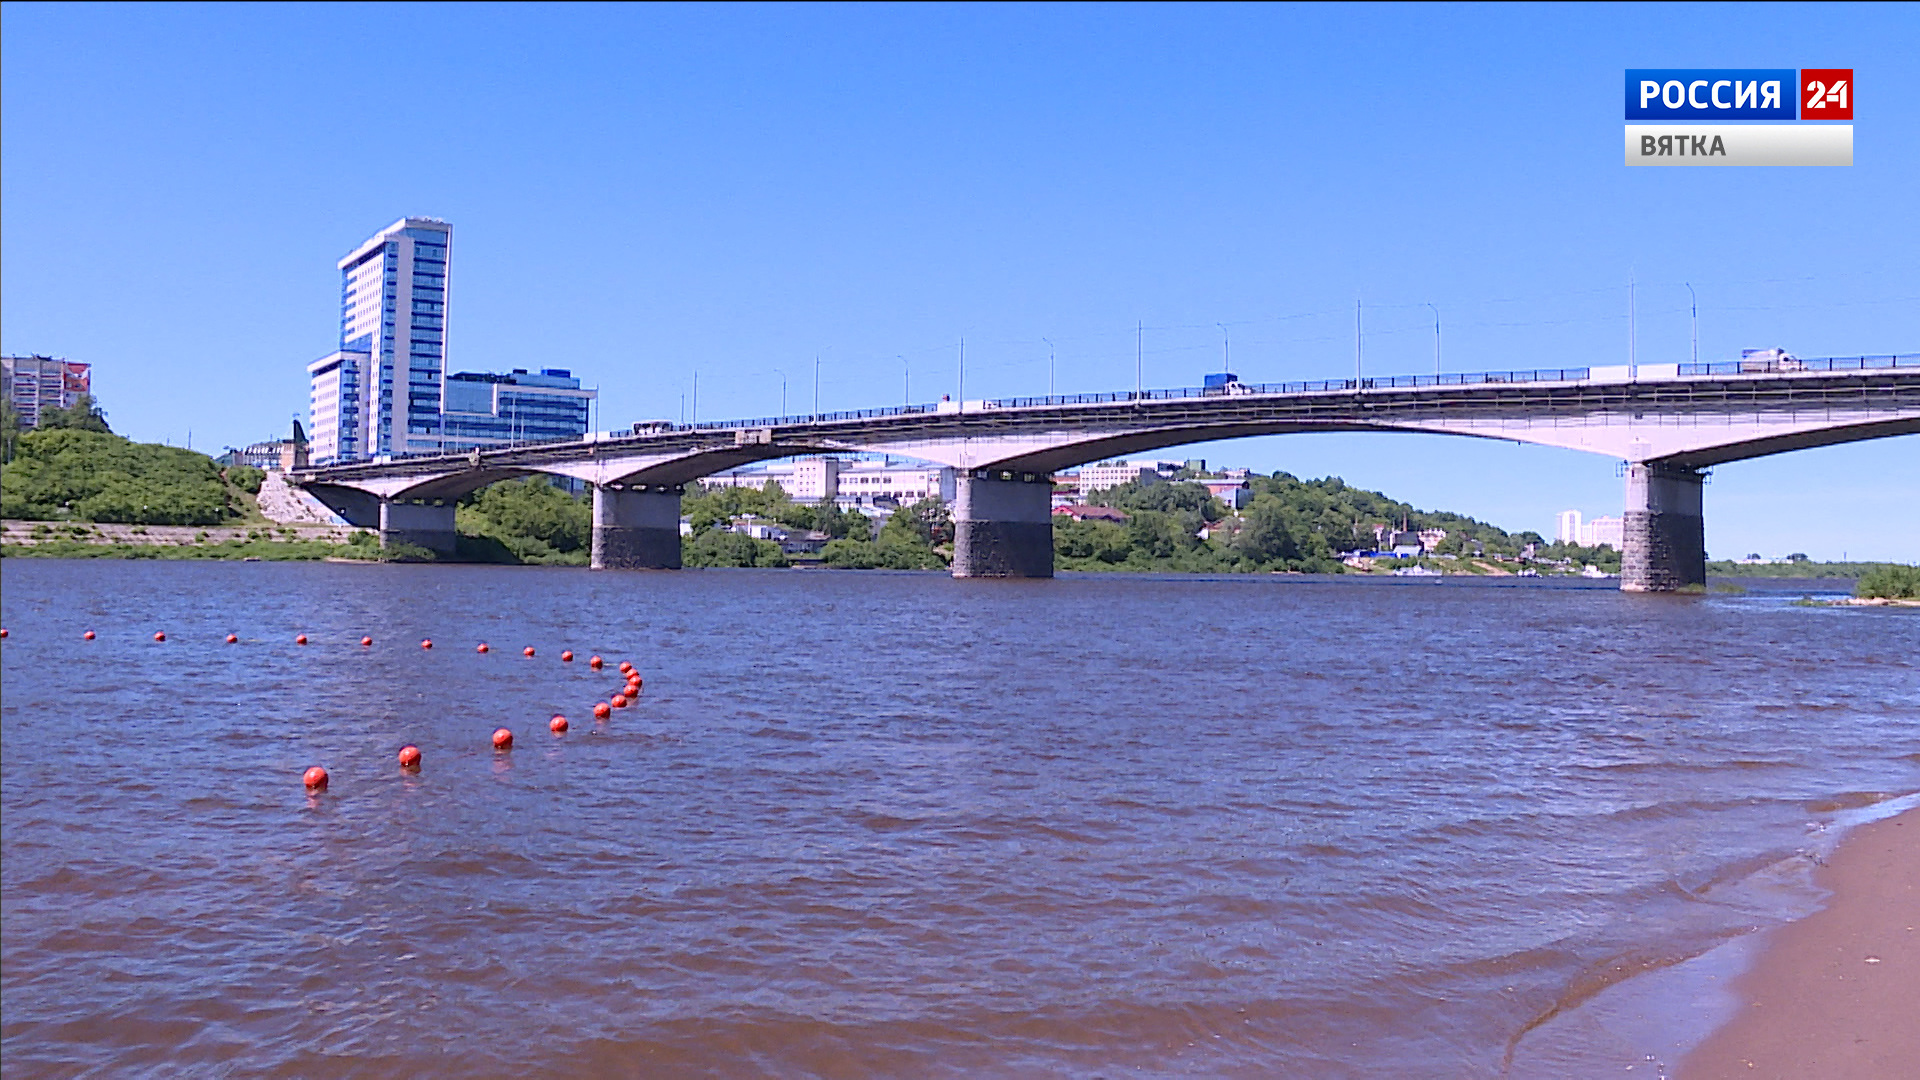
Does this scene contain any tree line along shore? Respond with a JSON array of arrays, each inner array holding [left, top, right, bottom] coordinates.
[[4, 417, 1916, 599]]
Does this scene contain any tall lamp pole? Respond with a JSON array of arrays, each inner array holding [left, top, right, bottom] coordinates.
[[1218, 323, 1230, 372], [1354, 297, 1363, 383], [1043, 337, 1055, 398], [899, 356, 908, 406], [1121, 322, 1136, 403], [1686, 282, 1698, 365], [1427, 303, 1441, 376], [774, 368, 787, 417]]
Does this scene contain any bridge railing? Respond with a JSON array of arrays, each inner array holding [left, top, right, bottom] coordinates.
[[318, 353, 1919, 468], [1676, 353, 1916, 377]]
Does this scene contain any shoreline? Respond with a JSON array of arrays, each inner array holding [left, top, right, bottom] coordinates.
[[1680, 807, 1919, 1078]]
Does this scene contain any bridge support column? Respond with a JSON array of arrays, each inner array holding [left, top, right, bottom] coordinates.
[[379, 499, 458, 554], [592, 484, 682, 570], [952, 470, 1054, 579], [1620, 462, 1706, 593]]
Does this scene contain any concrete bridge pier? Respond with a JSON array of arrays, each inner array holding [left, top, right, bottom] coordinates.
[[952, 471, 1055, 579], [379, 499, 458, 554], [1620, 462, 1706, 593], [592, 484, 683, 570]]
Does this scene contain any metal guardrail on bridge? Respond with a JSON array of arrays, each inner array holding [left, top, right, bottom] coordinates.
[[325, 353, 1918, 464]]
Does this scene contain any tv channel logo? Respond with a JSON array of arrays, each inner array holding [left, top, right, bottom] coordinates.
[[1624, 68, 1852, 166]]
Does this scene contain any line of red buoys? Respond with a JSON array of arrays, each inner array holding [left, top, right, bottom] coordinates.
[[87, 635, 656, 791]]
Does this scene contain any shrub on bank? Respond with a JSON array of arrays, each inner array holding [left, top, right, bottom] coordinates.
[[1, 429, 235, 525], [1855, 564, 1920, 600], [684, 529, 788, 568]]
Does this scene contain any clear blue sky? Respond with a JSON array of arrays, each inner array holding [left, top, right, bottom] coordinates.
[[4, 3, 1914, 558]]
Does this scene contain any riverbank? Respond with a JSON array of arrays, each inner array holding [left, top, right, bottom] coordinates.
[[1681, 808, 1919, 1079]]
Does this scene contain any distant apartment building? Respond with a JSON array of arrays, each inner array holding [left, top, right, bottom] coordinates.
[[700, 456, 956, 508], [1556, 509, 1583, 544], [307, 217, 452, 464], [1556, 509, 1624, 549], [833, 460, 955, 507], [1079, 461, 1162, 493], [443, 369, 594, 450], [1582, 515, 1624, 550], [3, 355, 92, 429]]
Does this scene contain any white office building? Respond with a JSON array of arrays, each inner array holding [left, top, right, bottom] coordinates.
[[1079, 461, 1163, 493], [1582, 515, 1625, 550], [1556, 509, 1583, 544], [699, 456, 957, 507], [1556, 509, 1624, 549], [833, 460, 956, 508], [308, 217, 453, 463]]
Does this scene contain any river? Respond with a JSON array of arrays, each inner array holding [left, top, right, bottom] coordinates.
[[2, 559, 1916, 1077]]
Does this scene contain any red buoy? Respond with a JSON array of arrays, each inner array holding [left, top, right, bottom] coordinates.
[[155, 631, 168, 642], [550, 714, 568, 733], [523, 646, 536, 657], [361, 636, 373, 647], [593, 702, 611, 719], [618, 661, 633, 675], [84, 630, 96, 640], [303, 766, 329, 789], [398, 745, 422, 770], [224, 633, 236, 644], [492, 727, 513, 750], [0, 628, 8, 638], [421, 638, 433, 649], [477, 642, 490, 653], [561, 650, 574, 663], [295, 634, 308, 645], [589, 655, 604, 669], [628, 675, 643, 691], [611, 693, 628, 709]]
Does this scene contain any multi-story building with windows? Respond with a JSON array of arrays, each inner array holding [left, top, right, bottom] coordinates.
[[699, 456, 957, 509], [305, 217, 599, 466], [308, 217, 452, 462], [442, 368, 595, 450], [3, 355, 92, 429]]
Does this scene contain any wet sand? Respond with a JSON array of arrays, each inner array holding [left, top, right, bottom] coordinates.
[[1682, 808, 1919, 1079]]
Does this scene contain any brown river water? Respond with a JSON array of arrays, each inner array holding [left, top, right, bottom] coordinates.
[[2, 559, 1917, 1078]]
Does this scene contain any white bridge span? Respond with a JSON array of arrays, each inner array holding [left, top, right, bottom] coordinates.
[[295, 355, 1920, 591]]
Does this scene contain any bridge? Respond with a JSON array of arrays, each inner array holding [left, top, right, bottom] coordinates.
[[294, 354, 1920, 592]]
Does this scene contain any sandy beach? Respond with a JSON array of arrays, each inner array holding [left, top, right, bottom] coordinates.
[[1682, 807, 1919, 1079]]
